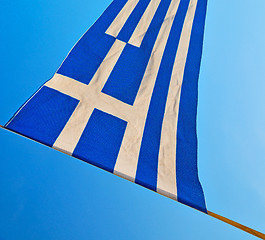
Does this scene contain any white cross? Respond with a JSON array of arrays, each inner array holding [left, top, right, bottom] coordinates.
[[45, 39, 130, 155]]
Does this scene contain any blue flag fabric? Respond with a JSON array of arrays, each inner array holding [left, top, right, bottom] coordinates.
[[5, 0, 208, 212]]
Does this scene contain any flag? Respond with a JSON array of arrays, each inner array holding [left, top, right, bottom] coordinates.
[[5, 0, 208, 213]]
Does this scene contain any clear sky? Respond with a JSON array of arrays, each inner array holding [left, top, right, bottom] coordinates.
[[0, 0, 265, 239]]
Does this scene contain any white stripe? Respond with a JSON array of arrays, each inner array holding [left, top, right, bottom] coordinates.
[[45, 39, 127, 154], [157, 0, 199, 200], [128, 0, 162, 47], [106, 0, 140, 38], [114, 0, 182, 182]]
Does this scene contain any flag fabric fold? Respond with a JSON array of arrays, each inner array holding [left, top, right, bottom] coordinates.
[[5, 0, 208, 213]]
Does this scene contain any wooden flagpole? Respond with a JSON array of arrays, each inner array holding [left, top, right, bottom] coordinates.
[[207, 211, 265, 239], [0, 124, 265, 239]]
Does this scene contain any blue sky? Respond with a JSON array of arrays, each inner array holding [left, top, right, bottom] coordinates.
[[0, 0, 265, 239]]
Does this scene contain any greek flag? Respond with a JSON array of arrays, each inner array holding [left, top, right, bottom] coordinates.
[[5, 0, 208, 212]]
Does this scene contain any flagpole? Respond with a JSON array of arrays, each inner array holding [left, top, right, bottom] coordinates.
[[207, 211, 265, 239], [0, 124, 264, 239]]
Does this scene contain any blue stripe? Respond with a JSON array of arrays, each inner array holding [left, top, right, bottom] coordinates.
[[117, 0, 150, 43], [6, 87, 79, 147], [102, 0, 172, 105], [135, 0, 191, 191], [57, 0, 127, 84], [73, 109, 127, 173], [176, 0, 207, 213]]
